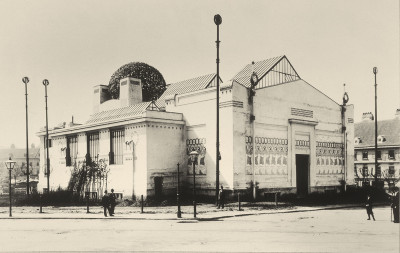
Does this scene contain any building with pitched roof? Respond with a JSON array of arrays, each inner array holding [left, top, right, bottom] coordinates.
[[354, 110, 400, 188], [37, 56, 354, 199], [0, 145, 40, 194]]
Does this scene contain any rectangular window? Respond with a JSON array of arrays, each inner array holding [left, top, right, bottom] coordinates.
[[376, 166, 381, 177], [354, 152, 357, 161], [362, 151, 368, 160], [389, 165, 395, 175], [110, 129, 124, 165], [376, 151, 381, 160], [44, 138, 52, 148], [66, 135, 78, 166], [362, 165, 368, 177], [87, 132, 99, 164], [388, 150, 395, 160]]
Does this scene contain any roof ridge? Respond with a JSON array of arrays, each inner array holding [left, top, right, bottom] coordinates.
[[168, 73, 215, 86]]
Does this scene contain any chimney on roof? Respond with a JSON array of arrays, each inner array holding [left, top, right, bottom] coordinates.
[[396, 108, 400, 118], [362, 112, 374, 121], [119, 77, 142, 107], [93, 85, 111, 113]]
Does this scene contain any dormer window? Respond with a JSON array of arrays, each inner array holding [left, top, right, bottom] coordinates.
[[378, 135, 386, 143], [354, 137, 362, 144]]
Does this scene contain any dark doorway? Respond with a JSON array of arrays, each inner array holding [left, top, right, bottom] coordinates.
[[296, 154, 309, 197], [154, 177, 163, 199]]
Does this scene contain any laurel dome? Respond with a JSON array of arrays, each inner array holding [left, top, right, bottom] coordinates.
[[108, 62, 166, 102]]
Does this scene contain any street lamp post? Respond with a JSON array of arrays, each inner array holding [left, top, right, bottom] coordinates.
[[5, 157, 16, 217], [250, 66, 259, 199], [43, 79, 50, 192], [176, 163, 181, 218], [190, 151, 199, 218], [22, 77, 30, 196], [214, 14, 222, 205], [373, 67, 378, 186]]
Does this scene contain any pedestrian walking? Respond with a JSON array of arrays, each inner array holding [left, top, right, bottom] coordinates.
[[365, 194, 375, 221], [102, 190, 111, 217], [217, 185, 225, 209], [391, 190, 399, 223], [109, 188, 116, 216]]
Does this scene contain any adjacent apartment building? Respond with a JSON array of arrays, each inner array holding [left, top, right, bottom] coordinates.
[[354, 110, 400, 188]]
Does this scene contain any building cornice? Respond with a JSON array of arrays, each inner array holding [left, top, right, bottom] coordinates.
[[37, 115, 185, 138], [355, 145, 400, 150]]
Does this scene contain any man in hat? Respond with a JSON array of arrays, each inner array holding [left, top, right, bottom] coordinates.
[[365, 194, 375, 221], [391, 188, 399, 223], [109, 188, 116, 216], [101, 190, 111, 217]]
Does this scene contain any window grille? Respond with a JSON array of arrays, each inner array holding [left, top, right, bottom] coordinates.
[[87, 132, 99, 164], [66, 136, 78, 166], [110, 129, 124, 165]]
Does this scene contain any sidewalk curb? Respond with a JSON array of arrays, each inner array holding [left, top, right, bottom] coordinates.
[[1, 204, 387, 221]]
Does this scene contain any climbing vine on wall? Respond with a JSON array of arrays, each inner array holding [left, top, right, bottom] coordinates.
[[68, 157, 109, 198]]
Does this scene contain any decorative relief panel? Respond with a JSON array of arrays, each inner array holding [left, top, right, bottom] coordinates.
[[316, 141, 344, 174], [186, 138, 206, 175], [245, 136, 288, 176]]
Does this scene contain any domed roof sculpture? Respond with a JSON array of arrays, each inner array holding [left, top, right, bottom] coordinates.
[[108, 62, 166, 102]]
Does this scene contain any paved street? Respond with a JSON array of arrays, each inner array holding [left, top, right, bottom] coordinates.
[[1, 207, 398, 252]]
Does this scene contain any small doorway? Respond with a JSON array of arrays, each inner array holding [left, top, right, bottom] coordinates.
[[154, 177, 163, 199], [296, 154, 309, 197]]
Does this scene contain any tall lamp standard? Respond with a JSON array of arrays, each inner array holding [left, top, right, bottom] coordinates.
[[373, 67, 378, 186], [22, 76, 30, 196], [190, 151, 199, 218], [5, 157, 16, 217], [214, 14, 222, 204], [43, 79, 50, 192], [176, 163, 181, 218]]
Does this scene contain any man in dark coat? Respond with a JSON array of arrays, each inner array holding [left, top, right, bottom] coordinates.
[[109, 188, 116, 216], [217, 185, 225, 209], [102, 190, 110, 217], [392, 190, 399, 223], [365, 194, 375, 221]]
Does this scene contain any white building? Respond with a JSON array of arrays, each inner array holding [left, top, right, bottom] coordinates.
[[37, 55, 354, 199], [354, 110, 400, 188]]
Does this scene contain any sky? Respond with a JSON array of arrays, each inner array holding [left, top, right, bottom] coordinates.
[[0, 0, 399, 149]]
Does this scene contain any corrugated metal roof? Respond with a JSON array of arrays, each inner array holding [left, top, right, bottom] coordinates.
[[157, 73, 216, 107], [355, 118, 400, 147], [86, 101, 151, 124], [231, 55, 284, 88]]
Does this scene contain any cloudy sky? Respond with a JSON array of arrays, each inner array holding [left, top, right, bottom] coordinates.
[[0, 0, 398, 148]]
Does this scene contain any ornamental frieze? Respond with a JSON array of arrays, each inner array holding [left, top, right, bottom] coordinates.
[[316, 141, 344, 175], [245, 136, 288, 175]]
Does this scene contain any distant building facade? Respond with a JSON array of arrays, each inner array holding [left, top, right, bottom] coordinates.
[[0, 145, 40, 194], [37, 56, 354, 199], [354, 110, 400, 188]]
